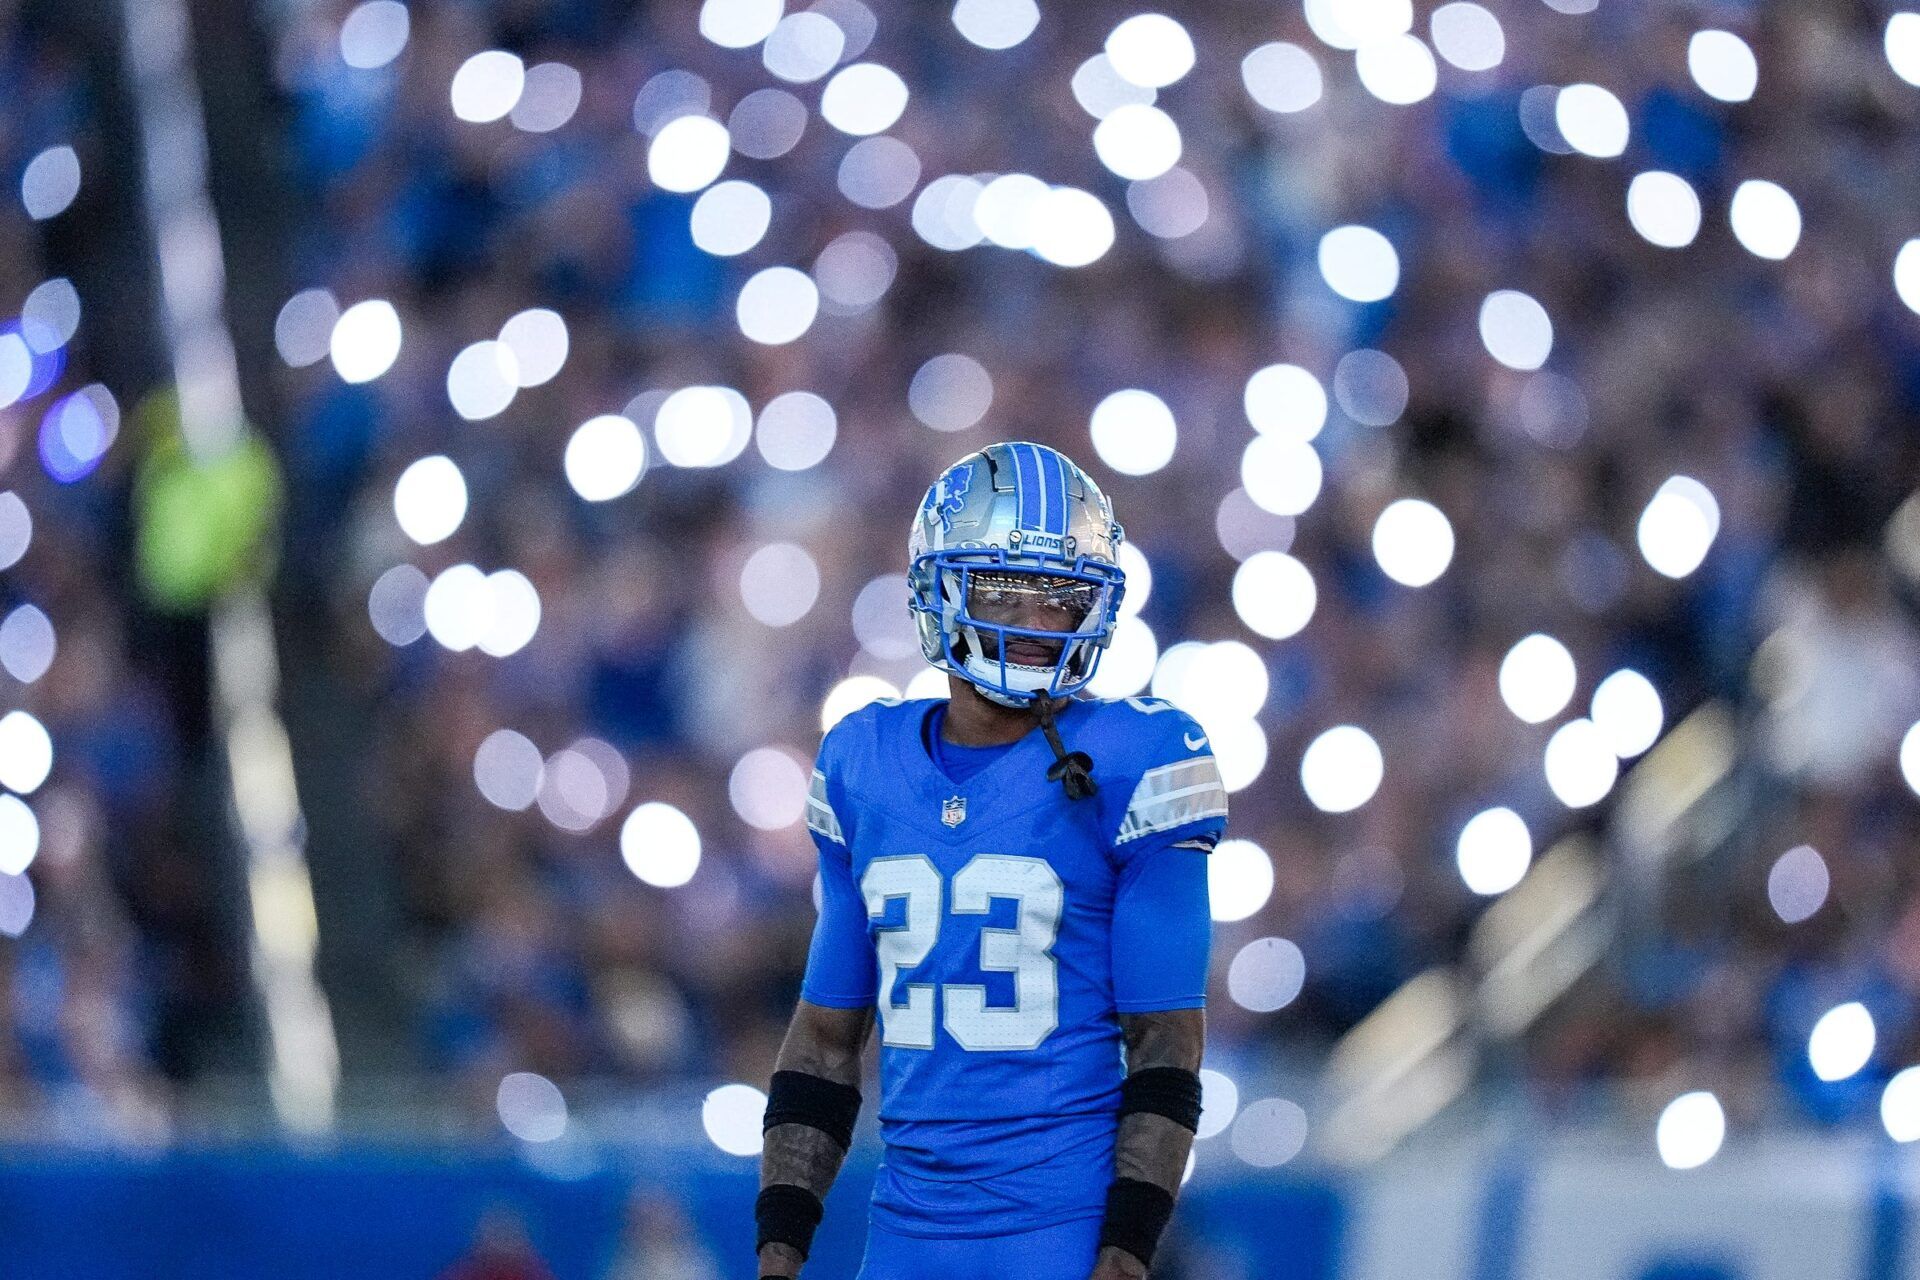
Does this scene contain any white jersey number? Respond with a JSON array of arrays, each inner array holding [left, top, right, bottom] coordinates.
[[859, 854, 1063, 1052]]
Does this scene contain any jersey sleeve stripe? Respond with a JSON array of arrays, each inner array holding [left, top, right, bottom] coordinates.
[[807, 769, 845, 845], [1116, 757, 1229, 844]]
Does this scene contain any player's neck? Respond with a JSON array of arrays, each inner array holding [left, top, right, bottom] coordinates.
[[942, 677, 1059, 748]]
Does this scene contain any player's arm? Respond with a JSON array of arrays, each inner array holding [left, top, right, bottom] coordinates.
[[757, 1000, 875, 1279], [1098, 815, 1219, 1278], [758, 759, 877, 1279]]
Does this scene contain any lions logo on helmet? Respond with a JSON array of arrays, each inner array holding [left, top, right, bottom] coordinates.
[[908, 442, 1126, 708]]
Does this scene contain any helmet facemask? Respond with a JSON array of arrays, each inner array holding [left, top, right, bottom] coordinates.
[[914, 552, 1124, 708]]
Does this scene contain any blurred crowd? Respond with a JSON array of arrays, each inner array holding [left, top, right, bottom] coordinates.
[[4, 0, 1920, 1157]]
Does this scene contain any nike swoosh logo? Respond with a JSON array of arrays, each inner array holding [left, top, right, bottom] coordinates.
[[1184, 732, 1208, 750]]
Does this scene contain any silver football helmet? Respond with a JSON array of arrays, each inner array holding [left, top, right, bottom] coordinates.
[[907, 442, 1126, 708]]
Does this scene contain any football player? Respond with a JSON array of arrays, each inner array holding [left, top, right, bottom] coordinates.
[[755, 442, 1226, 1280]]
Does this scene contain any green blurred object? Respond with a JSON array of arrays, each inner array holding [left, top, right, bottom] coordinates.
[[133, 389, 282, 612]]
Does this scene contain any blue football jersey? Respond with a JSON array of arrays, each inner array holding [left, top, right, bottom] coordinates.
[[802, 695, 1228, 1237]]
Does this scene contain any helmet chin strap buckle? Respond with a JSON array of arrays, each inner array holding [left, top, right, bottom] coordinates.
[[1032, 695, 1097, 801]]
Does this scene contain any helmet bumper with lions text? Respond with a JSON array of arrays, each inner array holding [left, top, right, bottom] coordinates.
[[907, 441, 1126, 708]]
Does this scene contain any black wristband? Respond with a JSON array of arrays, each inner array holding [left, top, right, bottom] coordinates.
[[1099, 1176, 1176, 1269], [1118, 1065, 1204, 1133], [763, 1069, 863, 1150], [756, 1183, 825, 1261]]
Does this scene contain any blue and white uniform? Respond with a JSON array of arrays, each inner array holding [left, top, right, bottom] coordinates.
[[802, 694, 1227, 1276]]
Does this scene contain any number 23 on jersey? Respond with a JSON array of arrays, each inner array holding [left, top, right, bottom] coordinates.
[[861, 854, 1062, 1053]]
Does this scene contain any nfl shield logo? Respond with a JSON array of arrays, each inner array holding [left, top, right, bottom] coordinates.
[[942, 795, 967, 828]]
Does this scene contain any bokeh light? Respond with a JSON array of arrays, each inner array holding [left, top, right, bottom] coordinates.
[[1767, 844, 1829, 924], [1093, 104, 1182, 181], [330, 299, 402, 384], [739, 545, 820, 628], [821, 675, 901, 731], [1372, 500, 1454, 587], [497, 309, 568, 388], [1088, 617, 1158, 699], [474, 729, 544, 812], [953, 0, 1040, 50], [1089, 389, 1177, 476], [1896, 241, 1920, 317], [1355, 35, 1438, 106], [1656, 1091, 1725, 1170], [1499, 633, 1576, 724], [1126, 169, 1208, 240], [0, 495, 32, 573], [911, 355, 995, 432], [1688, 30, 1757, 102], [729, 88, 809, 159], [0, 871, 31, 938], [1543, 718, 1618, 808], [656, 386, 752, 468], [0, 605, 55, 684], [1479, 290, 1554, 370], [1891, 13, 1920, 86], [764, 12, 846, 81], [1555, 83, 1629, 158], [511, 63, 583, 133], [1728, 180, 1801, 260], [1072, 54, 1156, 119], [1243, 364, 1327, 441], [368, 565, 429, 646], [1241, 43, 1323, 113], [0, 795, 38, 877], [1196, 1068, 1240, 1140], [757, 392, 838, 470], [730, 748, 809, 830], [1882, 1068, 1920, 1143], [21, 145, 80, 221], [1106, 13, 1195, 89], [1232, 552, 1316, 640], [838, 136, 921, 210], [446, 341, 519, 421], [815, 230, 898, 312], [852, 576, 919, 661], [913, 174, 988, 250], [820, 63, 909, 135], [649, 115, 731, 193], [1300, 726, 1383, 814], [1230, 1098, 1309, 1168], [1637, 476, 1720, 579], [1901, 722, 1920, 798], [1208, 839, 1274, 923], [565, 415, 647, 502], [737, 267, 820, 345], [1240, 437, 1323, 518], [0, 711, 53, 795], [1031, 186, 1116, 268], [1227, 937, 1306, 1012], [1808, 1002, 1875, 1082], [633, 69, 712, 135], [450, 51, 525, 123], [1590, 669, 1663, 757], [700, 0, 783, 49], [1318, 226, 1399, 303], [703, 1083, 768, 1156], [1456, 806, 1532, 895], [1333, 349, 1410, 426], [1627, 171, 1703, 249], [393, 455, 467, 546], [276, 288, 339, 368], [497, 1072, 568, 1143], [1431, 3, 1504, 71], [621, 802, 702, 888]]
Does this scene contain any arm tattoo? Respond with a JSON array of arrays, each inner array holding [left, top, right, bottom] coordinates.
[[758, 1002, 874, 1276], [1114, 1008, 1205, 1191]]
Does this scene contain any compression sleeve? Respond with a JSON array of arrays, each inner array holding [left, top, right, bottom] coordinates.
[[800, 764, 876, 1007], [1110, 832, 1214, 1012]]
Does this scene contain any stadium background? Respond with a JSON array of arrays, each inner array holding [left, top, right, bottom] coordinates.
[[2, 0, 1920, 1274]]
